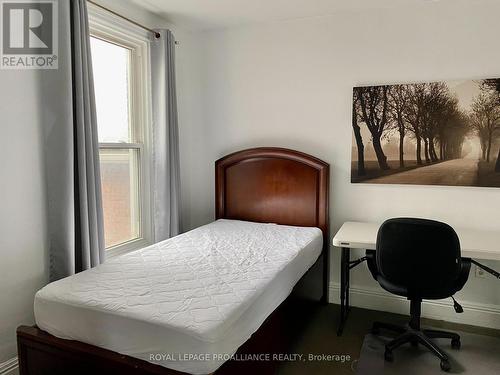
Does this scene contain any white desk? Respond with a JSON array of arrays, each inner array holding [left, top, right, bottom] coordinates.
[[331, 221, 500, 335], [333, 221, 500, 261]]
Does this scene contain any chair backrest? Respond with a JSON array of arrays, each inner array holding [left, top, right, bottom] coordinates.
[[376, 218, 462, 296]]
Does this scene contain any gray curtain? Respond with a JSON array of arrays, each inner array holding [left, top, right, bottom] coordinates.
[[46, 0, 105, 281], [151, 30, 181, 242]]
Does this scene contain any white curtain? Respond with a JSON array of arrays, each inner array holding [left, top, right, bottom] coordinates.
[[151, 30, 181, 242]]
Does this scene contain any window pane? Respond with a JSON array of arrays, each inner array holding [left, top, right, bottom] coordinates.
[[91, 37, 131, 143], [100, 148, 140, 248]]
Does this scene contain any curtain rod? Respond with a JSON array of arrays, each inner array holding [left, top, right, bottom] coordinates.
[[87, 0, 179, 44]]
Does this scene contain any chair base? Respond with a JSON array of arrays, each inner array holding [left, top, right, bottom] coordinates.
[[372, 321, 461, 372]]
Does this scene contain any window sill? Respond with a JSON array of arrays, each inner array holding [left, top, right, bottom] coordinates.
[[105, 237, 151, 259]]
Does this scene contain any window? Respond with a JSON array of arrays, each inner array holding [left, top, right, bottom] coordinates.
[[89, 5, 152, 256]]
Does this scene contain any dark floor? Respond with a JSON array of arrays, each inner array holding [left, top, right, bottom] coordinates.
[[277, 304, 500, 375]]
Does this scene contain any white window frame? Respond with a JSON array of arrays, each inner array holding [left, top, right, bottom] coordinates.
[[88, 4, 153, 258]]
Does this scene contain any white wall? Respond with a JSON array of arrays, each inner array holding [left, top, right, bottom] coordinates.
[[0, 1, 73, 365], [179, 0, 500, 327], [0, 67, 48, 363], [0, 0, 74, 365]]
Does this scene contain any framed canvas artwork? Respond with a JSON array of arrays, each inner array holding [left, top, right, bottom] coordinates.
[[351, 78, 500, 187]]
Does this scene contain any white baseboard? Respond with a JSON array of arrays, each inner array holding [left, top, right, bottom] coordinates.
[[0, 358, 18, 375], [329, 282, 500, 330]]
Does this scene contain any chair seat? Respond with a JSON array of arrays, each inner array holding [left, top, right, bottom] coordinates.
[[377, 275, 408, 297], [376, 274, 467, 300]]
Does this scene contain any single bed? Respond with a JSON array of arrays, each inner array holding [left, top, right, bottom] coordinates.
[[17, 147, 329, 375]]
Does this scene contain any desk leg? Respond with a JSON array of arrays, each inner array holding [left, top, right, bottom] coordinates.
[[337, 247, 351, 336]]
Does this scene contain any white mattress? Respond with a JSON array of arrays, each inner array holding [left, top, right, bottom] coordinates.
[[34, 219, 322, 374]]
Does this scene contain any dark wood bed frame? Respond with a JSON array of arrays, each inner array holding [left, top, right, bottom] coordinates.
[[17, 147, 329, 375]]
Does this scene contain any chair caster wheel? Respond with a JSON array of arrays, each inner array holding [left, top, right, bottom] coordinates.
[[451, 338, 461, 349], [440, 359, 451, 372], [384, 348, 394, 362]]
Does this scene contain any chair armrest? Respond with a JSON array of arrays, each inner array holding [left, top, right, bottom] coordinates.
[[454, 258, 471, 293]]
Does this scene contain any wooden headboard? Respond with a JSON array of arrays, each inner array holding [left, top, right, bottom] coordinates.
[[215, 147, 329, 238]]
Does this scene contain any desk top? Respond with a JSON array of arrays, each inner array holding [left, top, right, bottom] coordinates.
[[332, 221, 500, 261]]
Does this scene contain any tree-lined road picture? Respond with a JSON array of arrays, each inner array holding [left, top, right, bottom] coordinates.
[[351, 78, 500, 187]]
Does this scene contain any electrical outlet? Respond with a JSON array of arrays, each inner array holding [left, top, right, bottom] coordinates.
[[475, 265, 486, 279]]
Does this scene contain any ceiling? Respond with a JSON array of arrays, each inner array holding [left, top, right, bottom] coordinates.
[[129, 0, 444, 31]]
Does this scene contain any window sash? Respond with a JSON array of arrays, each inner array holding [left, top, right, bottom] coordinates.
[[99, 144, 142, 248]]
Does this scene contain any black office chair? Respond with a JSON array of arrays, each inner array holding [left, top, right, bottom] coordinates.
[[366, 218, 471, 372]]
